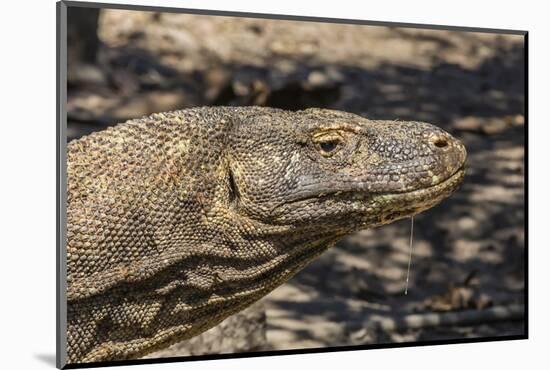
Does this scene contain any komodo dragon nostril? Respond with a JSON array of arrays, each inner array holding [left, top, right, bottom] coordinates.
[[430, 135, 449, 149]]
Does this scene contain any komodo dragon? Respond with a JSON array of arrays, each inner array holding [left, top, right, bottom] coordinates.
[[66, 106, 466, 363]]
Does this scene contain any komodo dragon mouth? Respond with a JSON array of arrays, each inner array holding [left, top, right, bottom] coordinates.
[[270, 165, 465, 227]]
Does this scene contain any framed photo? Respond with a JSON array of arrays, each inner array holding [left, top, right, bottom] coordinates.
[[56, 1, 527, 368]]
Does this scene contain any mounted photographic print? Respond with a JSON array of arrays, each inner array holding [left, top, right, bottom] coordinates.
[[56, 1, 527, 368]]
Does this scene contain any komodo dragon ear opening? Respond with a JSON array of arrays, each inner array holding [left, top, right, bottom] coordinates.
[[227, 166, 240, 209]]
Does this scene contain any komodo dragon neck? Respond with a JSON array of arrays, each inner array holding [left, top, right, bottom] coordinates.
[[66, 106, 466, 363]]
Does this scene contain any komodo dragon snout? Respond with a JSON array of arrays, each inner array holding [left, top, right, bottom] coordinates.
[[66, 106, 466, 363]]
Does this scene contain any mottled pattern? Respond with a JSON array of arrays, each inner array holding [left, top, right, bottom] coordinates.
[[66, 106, 466, 363]]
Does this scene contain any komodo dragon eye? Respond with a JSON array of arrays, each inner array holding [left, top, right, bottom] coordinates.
[[319, 140, 338, 153], [314, 133, 344, 157]]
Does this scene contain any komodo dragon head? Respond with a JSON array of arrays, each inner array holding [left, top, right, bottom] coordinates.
[[227, 107, 466, 234], [66, 106, 466, 363]]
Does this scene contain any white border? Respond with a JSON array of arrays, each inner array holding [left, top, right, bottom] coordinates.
[[2, 0, 545, 369]]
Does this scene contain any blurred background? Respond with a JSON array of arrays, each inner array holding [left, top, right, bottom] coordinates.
[[66, 7, 525, 358]]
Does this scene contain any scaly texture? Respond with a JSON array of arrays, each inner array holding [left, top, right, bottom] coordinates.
[[66, 106, 466, 363]]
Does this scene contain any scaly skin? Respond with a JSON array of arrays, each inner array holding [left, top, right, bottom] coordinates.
[[66, 106, 466, 363]]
